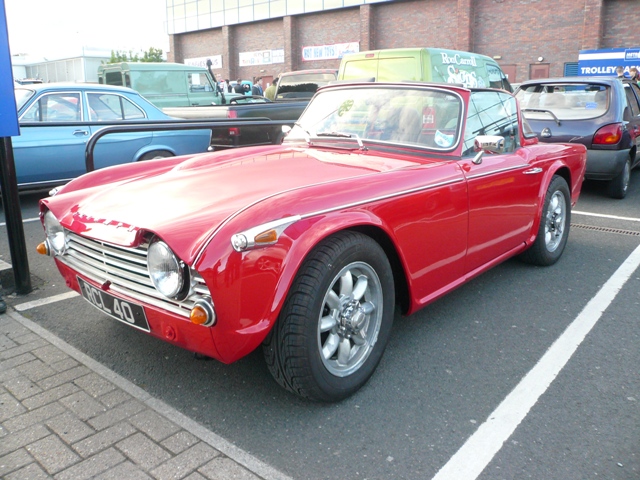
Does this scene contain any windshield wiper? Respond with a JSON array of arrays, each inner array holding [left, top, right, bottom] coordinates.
[[316, 131, 367, 151], [522, 108, 561, 126]]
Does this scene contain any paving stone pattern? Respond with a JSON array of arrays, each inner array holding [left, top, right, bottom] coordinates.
[[0, 314, 264, 480]]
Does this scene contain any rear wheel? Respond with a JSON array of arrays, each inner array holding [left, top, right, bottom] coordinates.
[[139, 150, 173, 161], [263, 231, 395, 402], [520, 175, 570, 266], [608, 158, 631, 199]]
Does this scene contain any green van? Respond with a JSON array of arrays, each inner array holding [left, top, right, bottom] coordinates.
[[338, 48, 512, 92], [97, 62, 222, 108]]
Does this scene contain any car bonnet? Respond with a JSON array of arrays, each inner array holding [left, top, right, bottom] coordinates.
[[46, 147, 423, 263]]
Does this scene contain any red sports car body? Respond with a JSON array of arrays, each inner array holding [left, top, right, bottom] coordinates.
[[39, 82, 587, 401]]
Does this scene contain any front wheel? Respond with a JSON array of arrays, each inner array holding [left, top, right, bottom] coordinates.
[[520, 175, 571, 266], [263, 231, 395, 402]]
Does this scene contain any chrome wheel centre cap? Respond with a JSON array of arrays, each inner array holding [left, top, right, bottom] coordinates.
[[339, 300, 374, 336]]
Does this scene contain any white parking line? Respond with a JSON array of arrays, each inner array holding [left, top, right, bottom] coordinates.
[[432, 242, 640, 480], [573, 210, 640, 222], [14, 291, 80, 311], [0, 216, 41, 227]]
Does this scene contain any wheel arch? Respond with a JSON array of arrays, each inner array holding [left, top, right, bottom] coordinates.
[[134, 146, 177, 161], [271, 216, 412, 325], [347, 224, 411, 315], [526, 164, 572, 247]]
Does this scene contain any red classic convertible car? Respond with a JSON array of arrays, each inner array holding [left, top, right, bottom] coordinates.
[[37, 82, 587, 402]]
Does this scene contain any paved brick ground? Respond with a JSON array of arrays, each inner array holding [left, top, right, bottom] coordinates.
[[0, 310, 289, 480]]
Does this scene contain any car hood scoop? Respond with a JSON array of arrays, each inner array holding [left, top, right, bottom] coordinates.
[[50, 148, 421, 262]]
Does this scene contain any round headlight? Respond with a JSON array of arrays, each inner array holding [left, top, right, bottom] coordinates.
[[147, 240, 186, 299], [43, 211, 66, 255]]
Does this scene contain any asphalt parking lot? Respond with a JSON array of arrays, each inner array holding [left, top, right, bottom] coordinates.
[[1, 171, 639, 480]]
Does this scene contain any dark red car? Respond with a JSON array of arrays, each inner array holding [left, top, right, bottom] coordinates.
[[37, 82, 586, 401], [516, 77, 640, 198]]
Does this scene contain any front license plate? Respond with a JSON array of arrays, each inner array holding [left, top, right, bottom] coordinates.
[[77, 277, 150, 332]]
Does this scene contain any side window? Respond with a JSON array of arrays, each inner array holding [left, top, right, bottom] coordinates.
[[624, 84, 640, 118], [188, 72, 214, 92], [105, 72, 123, 86], [87, 93, 146, 121], [88, 93, 122, 121], [121, 97, 145, 120], [463, 91, 519, 156], [21, 93, 81, 122]]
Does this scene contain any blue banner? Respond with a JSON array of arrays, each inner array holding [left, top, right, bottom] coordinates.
[[0, 0, 19, 137], [578, 48, 640, 77]]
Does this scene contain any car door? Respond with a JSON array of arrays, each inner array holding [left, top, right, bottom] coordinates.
[[86, 92, 152, 170], [459, 91, 541, 274], [14, 91, 89, 187], [186, 71, 219, 106], [623, 82, 640, 167]]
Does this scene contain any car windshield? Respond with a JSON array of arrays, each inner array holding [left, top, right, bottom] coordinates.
[[516, 83, 609, 120], [286, 85, 463, 150], [14, 88, 36, 111]]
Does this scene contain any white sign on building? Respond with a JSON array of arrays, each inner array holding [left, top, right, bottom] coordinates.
[[185, 55, 223, 69], [302, 42, 359, 61], [239, 49, 285, 66]]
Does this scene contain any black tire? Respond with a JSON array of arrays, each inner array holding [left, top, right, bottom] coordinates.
[[263, 231, 395, 402], [608, 158, 631, 199], [520, 175, 571, 266], [139, 150, 173, 161]]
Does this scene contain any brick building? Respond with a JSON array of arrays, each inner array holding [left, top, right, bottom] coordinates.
[[166, 0, 640, 88]]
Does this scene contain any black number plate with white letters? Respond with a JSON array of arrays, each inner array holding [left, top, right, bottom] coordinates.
[[77, 277, 150, 332]]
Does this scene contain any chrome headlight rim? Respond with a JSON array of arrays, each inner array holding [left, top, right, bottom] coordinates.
[[43, 210, 67, 256], [147, 237, 189, 300]]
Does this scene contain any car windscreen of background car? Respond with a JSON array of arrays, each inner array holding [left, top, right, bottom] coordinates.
[[276, 73, 337, 99], [517, 84, 608, 120]]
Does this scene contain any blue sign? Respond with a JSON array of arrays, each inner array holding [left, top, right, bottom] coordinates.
[[0, 0, 19, 136], [578, 47, 640, 77]]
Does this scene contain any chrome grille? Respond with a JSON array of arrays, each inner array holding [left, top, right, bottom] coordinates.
[[59, 231, 210, 318]]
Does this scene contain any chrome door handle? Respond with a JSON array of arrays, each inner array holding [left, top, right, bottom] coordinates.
[[73, 130, 89, 136], [523, 167, 543, 175]]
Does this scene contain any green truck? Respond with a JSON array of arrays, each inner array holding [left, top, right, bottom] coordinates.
[[97, 62, 223, 108]]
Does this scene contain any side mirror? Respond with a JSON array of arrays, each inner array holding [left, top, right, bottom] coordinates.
[[474, 135, 505, 154]]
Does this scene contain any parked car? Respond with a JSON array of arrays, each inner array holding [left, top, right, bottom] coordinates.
[[163, 97, 307, 148], [274, 69, 338, 100], [515, 77, 640, 198], [12, 83, 212, 191], [37, 82, 586, 402]]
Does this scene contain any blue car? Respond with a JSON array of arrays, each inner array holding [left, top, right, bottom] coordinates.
[[12, 83, 212, 191]]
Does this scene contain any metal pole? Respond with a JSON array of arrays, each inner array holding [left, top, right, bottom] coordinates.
[[0, 136, 32, 294]]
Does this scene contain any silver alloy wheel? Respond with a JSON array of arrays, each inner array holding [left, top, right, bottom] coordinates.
[[318, 261, 384, 377], [544, 189, 567, 252]]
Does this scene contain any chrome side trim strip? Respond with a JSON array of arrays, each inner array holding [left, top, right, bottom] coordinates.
[[300, 177, 464, 219], [465, 164, 530, 180]]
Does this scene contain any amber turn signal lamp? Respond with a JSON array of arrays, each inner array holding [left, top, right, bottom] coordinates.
[[190, 306, 208, 325], [36, 242, 49, 255], [190, 299, 216, 327], [254, 229, 278, 245]]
